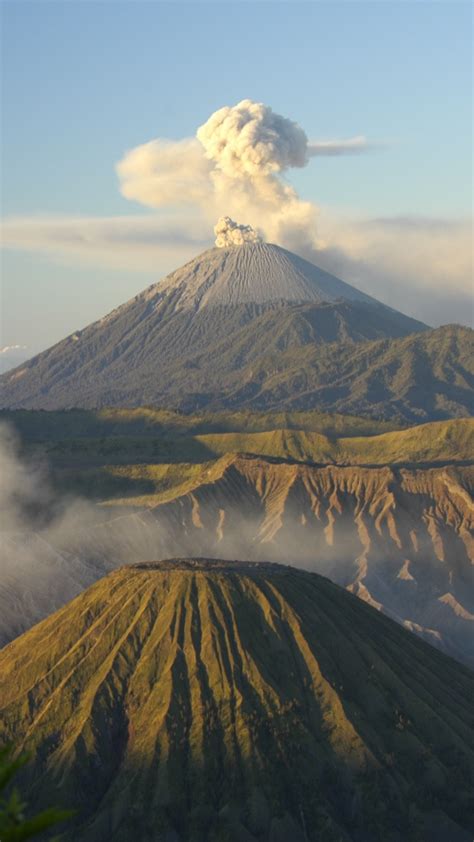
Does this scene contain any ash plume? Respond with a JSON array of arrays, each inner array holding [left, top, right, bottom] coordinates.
[[214, 216, 261, 247], [117, 98, 376, 255], [196, 99, 308, 177]]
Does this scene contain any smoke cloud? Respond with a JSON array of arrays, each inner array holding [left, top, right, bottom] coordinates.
[[315, 214, 473, 326], [118, 138, 211, 210], [116, 98, 367, 254], [197, 99, 308, 177], [214, 216, 261, 247]]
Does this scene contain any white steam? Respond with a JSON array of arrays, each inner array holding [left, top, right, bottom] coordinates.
[[214, 216, 261, 248]]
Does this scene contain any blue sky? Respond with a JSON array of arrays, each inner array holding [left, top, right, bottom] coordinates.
[[1, 1, 472, 352]]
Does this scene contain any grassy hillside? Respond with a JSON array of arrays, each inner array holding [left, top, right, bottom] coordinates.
[[188, 417, 474, 466], [2, 408, 471, 504], [1, 560, 473, 842], [0, 406, 398, 440]]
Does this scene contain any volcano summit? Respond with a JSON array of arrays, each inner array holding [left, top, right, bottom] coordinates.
[[1, 227, 472, 419]]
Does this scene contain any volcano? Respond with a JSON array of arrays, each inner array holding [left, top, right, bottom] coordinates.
[[2, 238, 458, 414], [1, 559, 473, 842], [1, 240, 472, 419]]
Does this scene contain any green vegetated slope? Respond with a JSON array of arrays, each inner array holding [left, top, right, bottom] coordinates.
[[95, 417, 473, 506], [181, 417, 474, 467], [5, 412, 471, 504], [1, 560, 473, 842], [0, 406, 399, 440]]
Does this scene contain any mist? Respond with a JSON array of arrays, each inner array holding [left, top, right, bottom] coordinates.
[[1, 424, 472, 668], [0, 424, 364, 648]]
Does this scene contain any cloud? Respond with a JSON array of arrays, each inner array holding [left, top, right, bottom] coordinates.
[[0, 344, 27, 354], [308, 136, 382, 156], [1, 214, 211, 270], [117, 138, 212, 209], [2, 211, 471, 326], [315, 214, 473, 326]]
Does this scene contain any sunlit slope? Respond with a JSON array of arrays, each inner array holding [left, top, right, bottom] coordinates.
[[1, 455, 473, 667], [73, 458, 474, 668], [1, 560, 473, 842], [173, 417, 474, 466], [94, 418, 473, 503], [4, 414, 472, 505], [0, 406, 399, 440]]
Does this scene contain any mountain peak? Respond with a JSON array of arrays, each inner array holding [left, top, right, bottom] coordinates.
[[0, 237, 441, 412], [152, 239, 375, 312]]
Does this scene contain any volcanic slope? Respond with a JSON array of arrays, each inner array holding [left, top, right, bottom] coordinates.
[[78, 456, 474, 666], [1, 240, 452, 418], [2, 454, 473, 670], [1, 560, 473, 842]]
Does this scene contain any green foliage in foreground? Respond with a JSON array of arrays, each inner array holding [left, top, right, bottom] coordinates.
[[0, 746, 72, 841]]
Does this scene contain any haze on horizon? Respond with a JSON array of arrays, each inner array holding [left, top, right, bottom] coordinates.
[[1, 0, 472, 357]]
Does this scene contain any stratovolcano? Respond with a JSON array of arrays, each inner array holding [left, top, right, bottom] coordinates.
[[1, 237, 472, 419]]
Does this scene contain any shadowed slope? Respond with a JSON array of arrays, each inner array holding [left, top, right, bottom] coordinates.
[[1, 560, 473, 842], [64, 418, 474, 471]]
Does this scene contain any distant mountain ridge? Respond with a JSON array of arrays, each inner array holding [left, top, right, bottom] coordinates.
[[3, 240, 458, 417], [1, 559, 473, 842]]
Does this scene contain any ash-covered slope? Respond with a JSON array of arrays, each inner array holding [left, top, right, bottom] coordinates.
[[1, 559, 473, 842], [154, 241, 378, 309], [0, 241, 431, 413]]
